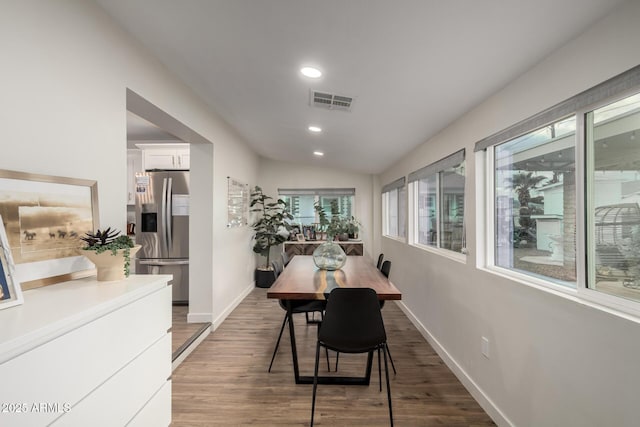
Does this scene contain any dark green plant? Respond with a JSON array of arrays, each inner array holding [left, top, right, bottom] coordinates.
[[250, 186, 293, 269], [314, 199, 349, 240], [81, 228, 135, 276], [505, 172, 546, 231]]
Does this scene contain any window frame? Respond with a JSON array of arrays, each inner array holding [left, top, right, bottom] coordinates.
[[278, 188, 355, 226], [381, 178, 406, 241], [407, 150, 467, 262], [476, 65, 640, 319]]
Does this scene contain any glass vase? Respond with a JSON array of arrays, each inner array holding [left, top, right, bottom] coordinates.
[[312, 241, 347, 270]]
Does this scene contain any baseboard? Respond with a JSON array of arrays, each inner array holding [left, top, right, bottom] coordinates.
[[211, 281, 255, 331], [394, 300, 513, 427], [187, 312, 213, 323]]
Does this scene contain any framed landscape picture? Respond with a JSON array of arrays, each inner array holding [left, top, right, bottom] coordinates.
[[0, 169, 99, 290]]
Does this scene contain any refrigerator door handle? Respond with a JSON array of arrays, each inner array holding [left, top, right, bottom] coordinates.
[[166, 177, 173, 253], [139, 259, 189, 266], [161, 177, 169, 255]]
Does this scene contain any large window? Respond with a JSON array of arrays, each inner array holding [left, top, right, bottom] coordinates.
[[382, 178, 406, 239], [409, 150, 466, 255], [586, 92, 640, 302], [477, 64, 640, 315], [493, 116, 577, 286], [279, 188, 354, 226]]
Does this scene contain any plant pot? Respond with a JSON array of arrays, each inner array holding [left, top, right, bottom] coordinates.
[[255, 268, 276, 288], [83, 245, 141, 281], [312, 241, 347, 271]]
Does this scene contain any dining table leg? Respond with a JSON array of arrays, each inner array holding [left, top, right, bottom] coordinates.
[[286, 299, 301, 383]]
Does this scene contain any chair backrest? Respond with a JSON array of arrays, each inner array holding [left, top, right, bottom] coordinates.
[[319, 288, 386, 352], [376, 253, 384, 270], [271, 260, 283, 278], [282, 251, 291, 267], [380, 260, 391, 278]]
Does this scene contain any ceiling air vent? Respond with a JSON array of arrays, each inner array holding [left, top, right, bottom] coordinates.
[[310, 90, 353, 111]]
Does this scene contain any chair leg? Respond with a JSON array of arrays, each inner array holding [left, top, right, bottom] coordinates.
[[386, 343, 397, 375], [377, 348, 382, 392], [268, 314, 288, 372], [325, 348, 331, 372], [310, 342, 322, 427], [334, 351, 340, 372], [383, 345, 394, 426]]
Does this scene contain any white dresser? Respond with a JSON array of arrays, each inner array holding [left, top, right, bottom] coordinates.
[[0, 275, 172, 427]]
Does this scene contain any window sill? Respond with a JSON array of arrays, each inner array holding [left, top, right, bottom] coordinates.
[[410, 242, 467, 264], [382, 234, 406, 244]]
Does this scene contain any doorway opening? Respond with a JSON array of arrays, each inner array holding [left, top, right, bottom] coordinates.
[[126, 89, 214, 367]]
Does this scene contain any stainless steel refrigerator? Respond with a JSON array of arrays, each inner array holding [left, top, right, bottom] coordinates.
[[135, 170, 189, 304]]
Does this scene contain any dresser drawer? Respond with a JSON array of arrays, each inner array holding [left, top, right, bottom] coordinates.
[[0, 285, 170, 427]]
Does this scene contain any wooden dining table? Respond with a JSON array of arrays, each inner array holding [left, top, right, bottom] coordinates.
[[267, 255, 402, 385]]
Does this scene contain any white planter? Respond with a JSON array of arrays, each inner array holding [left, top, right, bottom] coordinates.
[[83, 245, 141, 281]]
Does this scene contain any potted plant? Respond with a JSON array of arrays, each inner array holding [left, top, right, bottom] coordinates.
[[250, 186, 293, 287], [81, 227, 141, 281], [345, 216, 361, 239]]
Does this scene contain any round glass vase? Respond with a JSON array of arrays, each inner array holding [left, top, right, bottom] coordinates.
[[312, 241, 347, 271]]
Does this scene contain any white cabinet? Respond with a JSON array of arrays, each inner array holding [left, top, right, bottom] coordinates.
[[0, 275, 172, 427], [141, 144, 190, 170], [127, 149, 143, 205]]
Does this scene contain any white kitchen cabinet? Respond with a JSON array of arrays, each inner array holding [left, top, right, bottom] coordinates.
[[127, 149, 143, 205], [0, 275, 172, 427], [141, 143, 190, 170]]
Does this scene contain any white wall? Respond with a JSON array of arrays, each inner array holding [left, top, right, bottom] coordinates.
[[0, 1, 258, 325], [257, 158, 376, 258], [379, 1, 640, 426]]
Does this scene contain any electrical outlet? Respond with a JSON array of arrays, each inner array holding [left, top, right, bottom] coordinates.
[[481, 337, 490, 358]]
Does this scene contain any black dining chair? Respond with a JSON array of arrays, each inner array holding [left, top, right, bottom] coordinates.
[[378, 260, 397, 375], [281, 251, 291, 267], [268, 260, 328, 372], [310, 287, 393, 426], [334, 260, 397, 375], [376, 253, 384, 270]]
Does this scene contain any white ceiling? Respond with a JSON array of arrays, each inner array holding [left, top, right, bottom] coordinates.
[[99, 0, 625, 174]]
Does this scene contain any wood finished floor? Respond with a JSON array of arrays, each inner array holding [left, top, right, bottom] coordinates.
[[172, 305, 207, 355], [171, 288, 495, 426]]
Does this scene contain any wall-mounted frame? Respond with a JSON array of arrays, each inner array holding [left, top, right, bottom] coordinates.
[[0, 215, 23, 309], [0, 169, 99, 290], [227, 176, 249, 228]]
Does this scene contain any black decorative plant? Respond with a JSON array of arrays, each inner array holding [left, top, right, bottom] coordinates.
[[81, 227, 136, 276]]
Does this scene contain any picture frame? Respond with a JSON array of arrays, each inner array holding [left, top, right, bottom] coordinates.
[[296, 233, 306, 242], [0, 214, 23, 310], [0, 169, 99, 290]]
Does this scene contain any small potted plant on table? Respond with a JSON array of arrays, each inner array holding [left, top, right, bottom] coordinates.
[[81, 227, 141, 281]]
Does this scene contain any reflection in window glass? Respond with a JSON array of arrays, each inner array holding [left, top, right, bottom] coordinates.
[[440, 166, 465, 252], [415, 161, 465, 253], [494, 116, 577, 285], [388, 189, 398, 236], [281, 194, 353, 226], [417, 175, 437, 246], [383, 187, 406, 238], [587, 92, 640, 302]]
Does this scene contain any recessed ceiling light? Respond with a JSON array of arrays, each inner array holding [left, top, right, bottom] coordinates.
[[301, 67, 322, 78], [308, 126, 322, 133], [313, 151, 324, 156]]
